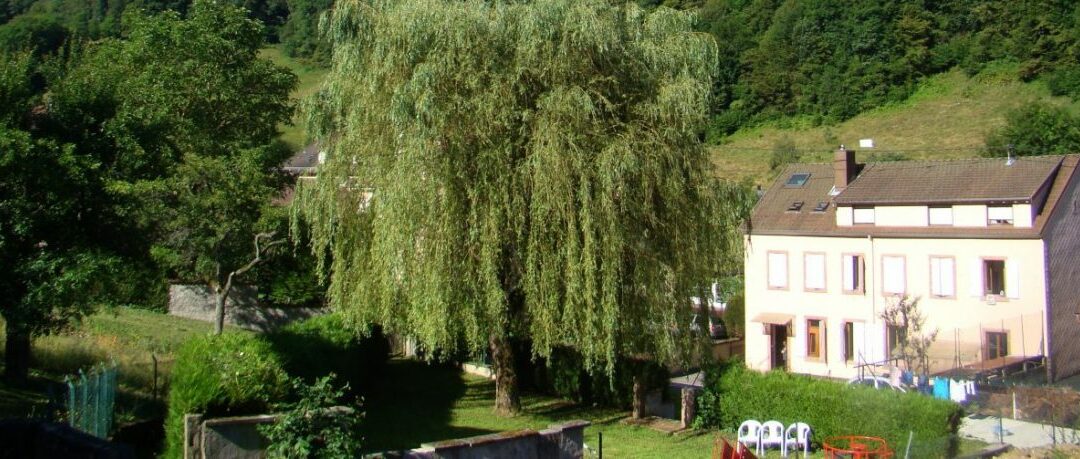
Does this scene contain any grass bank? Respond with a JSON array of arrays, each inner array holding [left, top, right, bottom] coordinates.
[[259, 44, 329, 151], [711, 67, 1080, 185]]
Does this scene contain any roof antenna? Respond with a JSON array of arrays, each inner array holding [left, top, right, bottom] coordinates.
[[1006, 144, 1016, 166]]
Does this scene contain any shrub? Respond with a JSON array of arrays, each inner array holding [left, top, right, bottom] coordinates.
[[164, 332, 288, 458], [695, 362, 963, 458], [984, 101, 1080, 157], [267, 314, 390, 396], [259, 375, 363, 459]]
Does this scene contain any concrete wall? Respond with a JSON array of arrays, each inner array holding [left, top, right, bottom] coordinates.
[[398, 420, 590, 459], [168, 284, 324, 332], [185, 413, 275, 459], [744, 234, 1048, 379]]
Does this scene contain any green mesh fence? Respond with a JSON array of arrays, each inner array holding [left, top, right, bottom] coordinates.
[[65, 363, 118, 438]]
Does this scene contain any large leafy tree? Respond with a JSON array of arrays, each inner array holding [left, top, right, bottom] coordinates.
[[0, 53, 126, 382], [58, 0, 299, 334], [298, 0, 731, 415], [0, 0, 294, 382]]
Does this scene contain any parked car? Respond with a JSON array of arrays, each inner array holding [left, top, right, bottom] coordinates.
[[847, 376, 906, 392]]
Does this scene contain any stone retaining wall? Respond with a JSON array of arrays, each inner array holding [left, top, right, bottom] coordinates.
[[167, 284, 324, 332], [398, 420, 590, 459]]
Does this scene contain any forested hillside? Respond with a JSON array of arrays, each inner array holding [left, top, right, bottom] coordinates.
[[3, 0, 1078, 161]]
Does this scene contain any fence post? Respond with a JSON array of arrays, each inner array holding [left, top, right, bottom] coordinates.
[[152, 353, 159, 400]]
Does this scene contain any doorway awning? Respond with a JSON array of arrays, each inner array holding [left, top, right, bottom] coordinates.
[[751, 312, 794, 325]]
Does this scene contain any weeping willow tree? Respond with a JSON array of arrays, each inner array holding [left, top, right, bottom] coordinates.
[[297, 0, 740, 416]]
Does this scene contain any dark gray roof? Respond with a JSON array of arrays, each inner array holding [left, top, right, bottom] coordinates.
[[283, 143, 320, 174]]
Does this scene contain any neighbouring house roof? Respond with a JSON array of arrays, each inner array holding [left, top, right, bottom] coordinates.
[[835, 157, 1063, 205], [750, 154, 1080, 239], [283, 143, 321, 175]]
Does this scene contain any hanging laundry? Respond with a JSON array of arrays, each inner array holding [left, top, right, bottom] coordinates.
[[950, 379, 967, 403], [932, 377, 950, 400]]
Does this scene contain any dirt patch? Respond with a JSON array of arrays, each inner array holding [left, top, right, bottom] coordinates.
[[978, 387, 1080, 428], [998, 444, 1080, 458]]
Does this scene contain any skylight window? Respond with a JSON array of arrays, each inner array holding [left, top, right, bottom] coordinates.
[[787, 201, 804, 212], [812, 201, 829, 212], [785, 173, 811, 187]]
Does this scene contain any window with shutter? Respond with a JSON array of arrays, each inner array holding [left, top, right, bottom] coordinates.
[[842, 254, 865, 294], [930, 257, 955, 298], [768, 252, 788, 289], [882, 255, 905, 295], [804, 253, 826, 291]]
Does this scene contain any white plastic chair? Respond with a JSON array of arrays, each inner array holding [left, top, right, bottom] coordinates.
[[760, 420, 785, 455], [737, 420, 762, 455], [783, 422, 812, 457]]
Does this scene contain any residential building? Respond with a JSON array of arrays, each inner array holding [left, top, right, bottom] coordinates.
[[744, 148, 1080, 381]]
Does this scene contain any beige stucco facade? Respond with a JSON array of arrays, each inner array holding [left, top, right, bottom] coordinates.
[[744, 233, 1048, 380]]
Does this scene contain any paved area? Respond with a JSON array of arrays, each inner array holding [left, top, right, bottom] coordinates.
[[961, 414, 1080, 449]]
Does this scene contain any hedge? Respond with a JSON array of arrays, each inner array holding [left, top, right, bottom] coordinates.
[[695, 363, 964, 458], [266, 314, 390, 395], [164, 332, 288, 458]]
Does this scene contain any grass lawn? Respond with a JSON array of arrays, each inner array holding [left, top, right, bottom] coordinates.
[[259, 44, 329, 151], [711, 66, 1080, 186], [0, 308, 243, 422], [364, 360, 990, 458], [363, 359, 721, 458]]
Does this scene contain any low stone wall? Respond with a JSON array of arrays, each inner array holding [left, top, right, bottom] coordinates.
[[168, 284, 324, 332], [397, 420, 590, 459], [184, 413, 276, 459]]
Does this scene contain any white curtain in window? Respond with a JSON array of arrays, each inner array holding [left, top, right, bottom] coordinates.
[[805, 254, 826, 290], [882, 256, 905, 294], [842, 255, 855, 291], [853, 208, 875, 224], [1006, 260, 1020, 299], [970, 259, 983, 297], [768, 252, 788, 288], [929, 207, 953, 225], [988, 206, 1014, 221], [930, 257, 955, 297]]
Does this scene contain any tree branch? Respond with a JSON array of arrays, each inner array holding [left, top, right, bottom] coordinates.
[[222, 231, 286, 300]]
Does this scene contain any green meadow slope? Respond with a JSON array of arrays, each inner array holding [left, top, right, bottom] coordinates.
[[711, 67, 1080, 185]]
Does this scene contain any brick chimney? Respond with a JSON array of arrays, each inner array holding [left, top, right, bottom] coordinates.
[[833, 145, 856, 192]]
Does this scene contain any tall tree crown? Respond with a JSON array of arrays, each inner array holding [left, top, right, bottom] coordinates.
[[299, 0, 736, 373]]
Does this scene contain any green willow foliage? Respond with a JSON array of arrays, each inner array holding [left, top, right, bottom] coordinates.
[[297, 0, 741, 375]]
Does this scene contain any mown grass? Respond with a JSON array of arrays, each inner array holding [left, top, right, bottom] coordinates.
[[259, 44, 329, 151], [363, 360, 721, 458], [711, 67, 1080, 185]]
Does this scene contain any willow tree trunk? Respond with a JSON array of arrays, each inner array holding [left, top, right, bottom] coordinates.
[[4, 320, 31, 384], [490, 332, 520, 416], [632, 372, 646, 420]]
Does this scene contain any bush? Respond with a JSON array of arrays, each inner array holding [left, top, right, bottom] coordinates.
[[259, 375, 363, 459], [695, 362, 963, 458], [267, 314, 390, 396], [164, 332, 288, 458], [984, 101, 1080, 157]]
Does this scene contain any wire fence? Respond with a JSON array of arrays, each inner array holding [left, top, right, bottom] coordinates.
[[65, 363, 118, 438]]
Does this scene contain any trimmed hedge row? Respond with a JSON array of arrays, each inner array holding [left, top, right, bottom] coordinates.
[[695, 363, 963, 458], [164, 333, 288, 459]]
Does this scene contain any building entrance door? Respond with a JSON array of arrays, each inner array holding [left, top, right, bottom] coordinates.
[[771, 324, 788, 370]]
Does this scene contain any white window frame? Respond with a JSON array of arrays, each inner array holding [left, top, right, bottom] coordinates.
[[804, 253, 827, 292], [882, 255, 906, 296], [853, 207, 875, 225], [988, 206, 1014, 225], [767, 251, 789, 290], [928, 206, 953, 226], [929, 256, 956, 298]]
